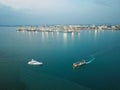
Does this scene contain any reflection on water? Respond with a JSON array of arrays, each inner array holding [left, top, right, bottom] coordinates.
[[45, 32, 48, 38], [63, 33, 67, 44], [78, 32, 80, 38], [51, 32, 54, 38], [56, 32, 59, 39], [94, 30, 97, 39], [71, 32, 74, 40], [28, 32, 32, 41], [21, 31, 82, 44], [57, 32, 59, 36], [41, 32, 45, 41]]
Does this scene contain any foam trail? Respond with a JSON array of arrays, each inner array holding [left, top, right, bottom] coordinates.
[[86, 58, 95, 64]]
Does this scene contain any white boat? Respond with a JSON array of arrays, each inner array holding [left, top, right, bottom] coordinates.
[[28, 59, 43, 65]]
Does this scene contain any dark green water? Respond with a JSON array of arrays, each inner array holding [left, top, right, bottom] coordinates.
[[0, 27, 120, 90]]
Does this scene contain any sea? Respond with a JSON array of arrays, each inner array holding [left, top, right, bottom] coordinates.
[[0, 27, 120, 90]]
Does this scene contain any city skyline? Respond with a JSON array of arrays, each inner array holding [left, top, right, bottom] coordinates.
[[0, 0, 120, 25]]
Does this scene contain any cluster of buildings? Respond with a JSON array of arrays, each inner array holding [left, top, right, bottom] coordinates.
[[17, 24, 120, 32]]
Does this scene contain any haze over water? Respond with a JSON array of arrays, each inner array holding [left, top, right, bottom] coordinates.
[[0, 27, 120, 90]]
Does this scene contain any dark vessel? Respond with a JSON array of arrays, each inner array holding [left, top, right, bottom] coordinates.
[[73, 59, 86, 68]]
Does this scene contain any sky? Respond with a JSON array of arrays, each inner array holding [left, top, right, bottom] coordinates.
[[0, 0, 120, 25]]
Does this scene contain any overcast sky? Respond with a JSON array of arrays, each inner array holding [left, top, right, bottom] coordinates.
[[0, 0, 120, 25]]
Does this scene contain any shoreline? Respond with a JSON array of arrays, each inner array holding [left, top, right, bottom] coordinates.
[[16, 24, 120, 32]]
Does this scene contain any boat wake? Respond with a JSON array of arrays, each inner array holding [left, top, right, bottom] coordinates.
[[86, 58, 95, 64]]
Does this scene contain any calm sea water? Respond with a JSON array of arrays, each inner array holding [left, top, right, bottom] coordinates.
[[0, 27, 120, 90]]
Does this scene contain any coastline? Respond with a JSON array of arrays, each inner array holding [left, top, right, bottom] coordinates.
[[16, 24, 120, 32]]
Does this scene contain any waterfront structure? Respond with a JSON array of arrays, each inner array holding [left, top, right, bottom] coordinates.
[[17, 24, 120, 32]]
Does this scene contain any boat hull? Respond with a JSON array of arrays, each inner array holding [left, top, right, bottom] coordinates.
[[28, 62, 43, 65], [73, 60, 86, 68], [28, 59, 43, 65]]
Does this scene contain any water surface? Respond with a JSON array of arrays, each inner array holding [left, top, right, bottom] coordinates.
[[0, 27, 120, 90]]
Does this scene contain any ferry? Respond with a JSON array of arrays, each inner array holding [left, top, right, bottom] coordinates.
[[73, 59, 86, 68], [28, 59, 43, 65]]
